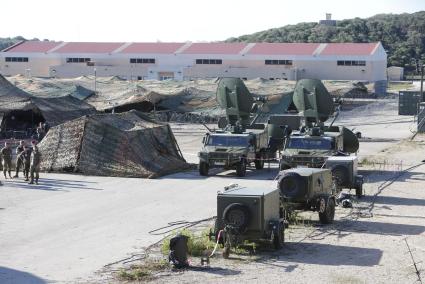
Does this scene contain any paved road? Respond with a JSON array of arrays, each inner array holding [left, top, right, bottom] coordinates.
[[0, 165, 279, 283]]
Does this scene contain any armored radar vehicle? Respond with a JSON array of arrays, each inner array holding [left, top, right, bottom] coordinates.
[[213, 184, 284, 258], [278, 79, 363, 195], [277, 168, 336, 224], [198, 78, 277, 177]]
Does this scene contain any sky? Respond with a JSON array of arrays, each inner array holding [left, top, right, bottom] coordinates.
[[0, 0, 423, 42]]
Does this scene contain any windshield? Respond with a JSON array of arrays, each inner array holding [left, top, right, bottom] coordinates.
[[287, 137, 334, 150], [207, 135, 250, 147]]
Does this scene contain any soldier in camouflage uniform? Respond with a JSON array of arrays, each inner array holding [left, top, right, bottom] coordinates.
[[1, 142, 13, 179], [14, 140, 25, 178], [17, 145, 32, 181], [29, 141, 41, 185]]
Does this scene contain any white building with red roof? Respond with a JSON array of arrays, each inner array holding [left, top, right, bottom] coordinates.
[[0, 41, 386, 84]]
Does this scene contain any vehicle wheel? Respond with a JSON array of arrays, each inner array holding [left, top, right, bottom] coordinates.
[[332, 166, 349, 187], [278, 172, 307, 199], [254, 153, 265, 169], [236, 160, 247, 177], [199, 161, 209, 176], [223, 203, 250, 233], [355, 183, 363, 198], [273, 222, 285, 250], [319, 197, 335, 224]]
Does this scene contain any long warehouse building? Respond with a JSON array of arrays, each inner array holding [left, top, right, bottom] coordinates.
[[0, 41, 386, 83]]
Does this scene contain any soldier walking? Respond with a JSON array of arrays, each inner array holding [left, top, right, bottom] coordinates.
[[14, 140, 25, 178], [17, 145, 32, 181], [29, 141, 41, 185], [1, 142, 13, 179]]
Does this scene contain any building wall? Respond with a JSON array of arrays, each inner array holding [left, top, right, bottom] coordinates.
[[0, 49, 387, 82]]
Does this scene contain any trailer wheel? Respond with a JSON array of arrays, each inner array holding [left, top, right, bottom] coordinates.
[[199, 161, 209, 176], [236, 160, 247, 177], [318, 197, 335, 224], [278, 172, 307, 199], [254, 153, 265, 169], [355, 182, 363, 198], [223, 203, 250, 233], [332, 165, 349, 187]]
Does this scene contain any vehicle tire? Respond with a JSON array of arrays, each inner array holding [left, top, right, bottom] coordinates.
[[199, 161, 209, 176], [332, 165, 349, 187], [355, 182, 363, 198], [236, 160, 247, 177], [222, 203, 250, 233], [278, 172, 307, 199], [273, 222, 285, 250], [319, 197, 335, 224], [254, 153, 264, 169]]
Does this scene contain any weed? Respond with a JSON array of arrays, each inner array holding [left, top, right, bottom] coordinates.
[[161, 228, 216, 257], [117, 259, 170, 281]]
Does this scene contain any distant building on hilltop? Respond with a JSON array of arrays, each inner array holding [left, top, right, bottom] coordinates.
[[0, 41, 387, 94], [319, 13, 337, 26]]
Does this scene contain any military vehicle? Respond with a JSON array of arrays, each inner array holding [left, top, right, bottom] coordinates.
[[279, 79, 360, 172], [277, 168, 336, 224], [198, 78, 278, 177], [213, 184, 284, 258], [325, 156, 364, 197]]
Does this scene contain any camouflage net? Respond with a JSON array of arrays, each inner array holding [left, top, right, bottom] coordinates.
[[38, 111, 189, 178]]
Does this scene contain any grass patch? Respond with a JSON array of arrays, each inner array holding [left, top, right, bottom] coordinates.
[[161, 228, 216, 257], [117, 259, 170, 281]]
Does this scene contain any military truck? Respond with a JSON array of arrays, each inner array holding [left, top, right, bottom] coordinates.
[[277, 168, 336, 224], [199, 128, 269, 177], [198, 78, 278, 177], [213, 185, 284, 258], [278, 80, 360, 190]]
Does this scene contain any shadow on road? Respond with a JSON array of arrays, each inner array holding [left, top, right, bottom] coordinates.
[[163, 168, 279, 181], [186, 266, 241, 276], [4, 178, 101, 191], [270, 242, 383, 267], [363, 195, 425, 207], [359, 169, 425, 183], [0, 267, 47, 284]]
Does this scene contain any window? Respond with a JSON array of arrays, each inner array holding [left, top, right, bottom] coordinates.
[[265, 59, 292, 65], [337, 60, 366, 66], [5, 57, 28, 62], [66, 58, 91, 63], [129, 58, 155, 64], [195, 59, 222, 65]]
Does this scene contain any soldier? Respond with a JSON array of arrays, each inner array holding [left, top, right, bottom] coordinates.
[[14, 140, 25, 178], [1, 142, 13, 179], [17, 145, 32, 181], [29, 140, 41, 185], [36, 122, 46, 141]]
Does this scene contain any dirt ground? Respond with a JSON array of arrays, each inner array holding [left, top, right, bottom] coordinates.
[[1, 98, 424, 283]]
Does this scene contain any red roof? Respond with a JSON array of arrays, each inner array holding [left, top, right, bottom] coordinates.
[[54, 42, 124, 53], [4, 41, 62, 53], [120, 42, 185, 54], [182, 43, 248, 54], [320, 43, 378, 56], [247, 43, 320, 55]]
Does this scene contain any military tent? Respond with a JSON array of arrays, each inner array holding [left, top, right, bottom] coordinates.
[[38, 110, 189, 178], [0, 74, 96, 136]]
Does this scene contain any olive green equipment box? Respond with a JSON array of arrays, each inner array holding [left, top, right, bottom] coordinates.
[[277, 168, 336, 224], [214, 185, 284, 258]]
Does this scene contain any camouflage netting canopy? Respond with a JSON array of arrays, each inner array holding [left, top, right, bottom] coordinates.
[[0, 74, 96, 128], [38, 110, 189, 178]]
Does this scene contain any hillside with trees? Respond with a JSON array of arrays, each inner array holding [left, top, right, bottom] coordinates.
[[226, 11, 425, 73]]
